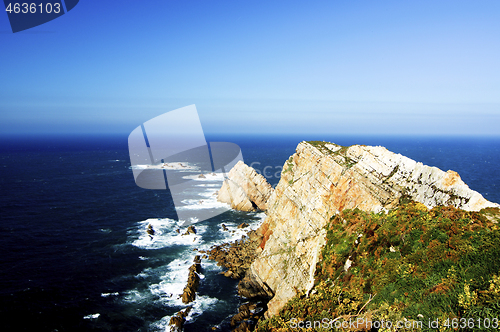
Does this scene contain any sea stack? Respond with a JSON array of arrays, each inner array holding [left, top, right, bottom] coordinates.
[[217, 160, 273, 211]]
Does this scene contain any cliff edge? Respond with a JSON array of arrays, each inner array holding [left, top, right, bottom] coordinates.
[[232, 141, 499, 318]]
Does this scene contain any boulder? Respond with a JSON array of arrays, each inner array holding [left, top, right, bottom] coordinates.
[[182, 225, 196, 236]]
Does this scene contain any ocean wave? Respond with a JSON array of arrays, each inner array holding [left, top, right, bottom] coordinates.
[[177, 198, 229, 211], [182, 173, 224, 181], [195, 183, 221, 187], [211, 212, 266, 247], [148, 257, 192, 305], [83, 313, 100, 320], [130, 162, 196, 171]]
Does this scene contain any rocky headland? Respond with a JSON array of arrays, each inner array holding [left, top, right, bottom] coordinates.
[[215, 140, 500, 327]]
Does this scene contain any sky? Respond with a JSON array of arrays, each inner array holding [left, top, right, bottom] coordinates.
[[0, 0, 499, 136]]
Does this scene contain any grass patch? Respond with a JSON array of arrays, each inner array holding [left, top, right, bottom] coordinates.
[[306, 141, 358, 170], [256, 202, 500, 331]]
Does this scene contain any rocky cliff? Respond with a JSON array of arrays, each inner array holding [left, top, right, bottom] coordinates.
[[218, 160, 274, 211], [227, 141, 499, 319]]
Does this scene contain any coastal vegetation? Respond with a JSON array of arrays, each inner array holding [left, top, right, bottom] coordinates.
[[256, 202, 500, 331]]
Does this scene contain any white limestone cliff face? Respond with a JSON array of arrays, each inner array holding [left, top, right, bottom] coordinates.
[[217, 160, 273, 212], [237, 141, 499, 318]]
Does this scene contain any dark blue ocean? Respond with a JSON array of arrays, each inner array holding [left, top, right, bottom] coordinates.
[[0, 134, 499, 332]]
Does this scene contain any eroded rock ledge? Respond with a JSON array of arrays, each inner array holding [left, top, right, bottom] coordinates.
[[203, 229, 262, 280], [217, 161, 273, 211], [223, 141, 499, 319]]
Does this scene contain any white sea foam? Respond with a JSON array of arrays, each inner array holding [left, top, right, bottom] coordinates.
[[131, 218, 207, 249], [142, 254, 212, 305], [176, 183, 228, 212], [198, 188, 220, 198], [195, 183, 221, 187], [149, 258, 190, 306], [185, 295, 219, 319], [123, 289, 149, 304], [83, 313, 100, 320], [133, 266, 155, 280], [124, 259, 192, 305], [256, 211, 267, 223], [177, 198, 228, 211], [150, 315, 172, 332], [101, 292, 119, 297], [182, 172, 224, 181], [213, 212, 266, 246], [150, 295, 219, 331], [130, 162, 196, 171]]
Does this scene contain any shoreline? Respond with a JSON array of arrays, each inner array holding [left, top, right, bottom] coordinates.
[[202, 223, 270, 331]]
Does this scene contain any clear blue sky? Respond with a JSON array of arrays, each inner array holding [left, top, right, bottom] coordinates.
[[1, 0, 499, 136]]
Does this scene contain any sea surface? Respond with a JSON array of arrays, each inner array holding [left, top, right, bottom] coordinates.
[[0, 134, 499, 332]]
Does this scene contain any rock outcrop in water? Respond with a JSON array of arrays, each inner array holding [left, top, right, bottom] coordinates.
[[217, 161, 273, 211], [181, 256, 201, 304], [226, 141, 499, 318], [168, 307, 192, 332]]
